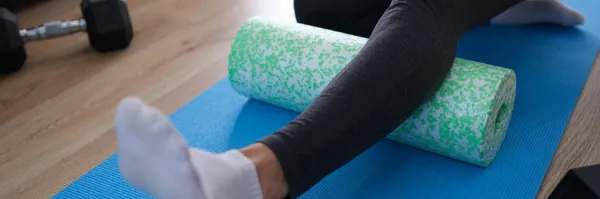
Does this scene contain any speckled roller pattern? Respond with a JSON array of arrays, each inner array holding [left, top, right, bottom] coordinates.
[[228, 17, 516, 167]]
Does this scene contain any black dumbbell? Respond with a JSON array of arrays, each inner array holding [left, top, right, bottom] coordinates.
[[0, 0, 133, 74]]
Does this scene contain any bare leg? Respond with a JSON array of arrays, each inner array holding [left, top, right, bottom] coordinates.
[[241, 144, 289, 199]]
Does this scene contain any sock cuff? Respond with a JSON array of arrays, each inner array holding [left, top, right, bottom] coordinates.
[[221, 150, 264, 199]]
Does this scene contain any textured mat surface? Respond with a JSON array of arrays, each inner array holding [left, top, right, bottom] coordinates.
[[54, 0, 600, 198]]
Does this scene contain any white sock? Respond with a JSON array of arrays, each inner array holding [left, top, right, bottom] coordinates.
[[115, 97, 263, 199], [491, 0, 585, 26]]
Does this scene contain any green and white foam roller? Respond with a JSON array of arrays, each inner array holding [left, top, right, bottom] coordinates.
[[227, 17, 517, 167]]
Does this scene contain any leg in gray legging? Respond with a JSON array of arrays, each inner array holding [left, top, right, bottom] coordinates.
[[261, 0, 523, 198], [294, 0, 391, 37]]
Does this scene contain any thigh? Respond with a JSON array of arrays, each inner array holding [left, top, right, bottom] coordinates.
[[294, 0, 390, 17], [293, 0, 391, 37]]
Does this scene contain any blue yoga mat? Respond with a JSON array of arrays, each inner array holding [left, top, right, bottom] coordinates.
[[54, 1, 600, 198]]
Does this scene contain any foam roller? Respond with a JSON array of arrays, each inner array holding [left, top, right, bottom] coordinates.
[[228, 17, 517, 167]]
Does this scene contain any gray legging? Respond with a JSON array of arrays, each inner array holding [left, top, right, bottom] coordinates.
[[259, 0, 523, 198]]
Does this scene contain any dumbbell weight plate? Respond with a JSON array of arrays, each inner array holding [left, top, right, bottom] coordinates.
[[0, 8, 26, 73], [81, 0, 133, 52]]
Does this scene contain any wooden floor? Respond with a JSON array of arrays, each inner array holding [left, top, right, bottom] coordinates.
[[0, 0, 598, 198]]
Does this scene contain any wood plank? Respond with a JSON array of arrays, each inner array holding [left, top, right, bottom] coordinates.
[[0, 0, 294, 197]]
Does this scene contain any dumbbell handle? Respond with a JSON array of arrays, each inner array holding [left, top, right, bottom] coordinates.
[[20, 19, 87, 42]]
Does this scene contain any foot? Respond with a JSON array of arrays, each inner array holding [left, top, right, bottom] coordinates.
[[115, 97, 263, 199], [491, 0, 584, 26]]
